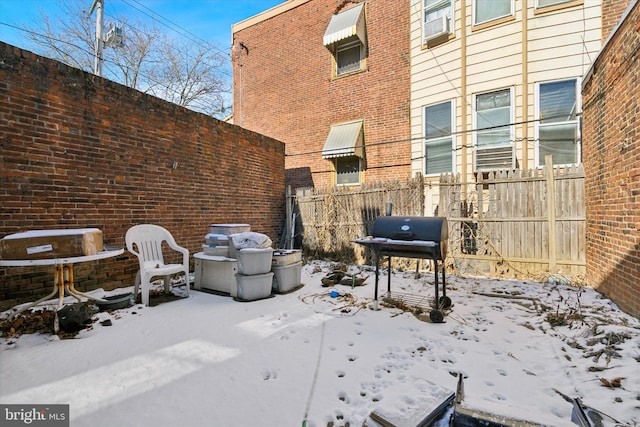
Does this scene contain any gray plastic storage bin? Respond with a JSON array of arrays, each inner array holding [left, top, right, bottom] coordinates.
[[272, 261, 302, 293], [202, 244, 230, 257], [205, 233, 229, 246], [209, 224, 250, 235], [271, 249, 302, 266], [235, 272, 273, 301], [236, 248, 273, 275]]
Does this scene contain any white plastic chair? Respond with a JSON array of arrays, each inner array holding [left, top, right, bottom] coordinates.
[[125, 224, 190, 306]]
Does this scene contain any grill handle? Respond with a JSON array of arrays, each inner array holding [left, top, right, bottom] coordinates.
[[392, 231, 414, 240]]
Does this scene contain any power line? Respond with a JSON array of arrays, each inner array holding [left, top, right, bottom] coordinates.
[[100, 3, 233, 79], [285, 113, 581, 157], [0, 21, 228, 117], [114, 0, 230, 58]]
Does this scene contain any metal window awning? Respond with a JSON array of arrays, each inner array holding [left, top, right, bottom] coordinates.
[[323, 3, 366, 47], [322, 120, 364, 159]]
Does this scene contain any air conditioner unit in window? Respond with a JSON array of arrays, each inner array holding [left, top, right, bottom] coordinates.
[[475, 145, 515, 172], [424, 16, 450, 43]]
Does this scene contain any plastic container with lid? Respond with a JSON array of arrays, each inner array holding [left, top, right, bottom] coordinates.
[[236, 248, 273, 275], [202, 244, 230, 257], [235, 272, 273, 301], [272, 249, 302, 266], [209, 224, 250, 235], [272, 261, 302, 293], [205, 233, 229, 247]]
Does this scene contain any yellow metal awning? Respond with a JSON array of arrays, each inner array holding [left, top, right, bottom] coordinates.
[[322, 120, 364, 158], [323, 3, 366, 47]]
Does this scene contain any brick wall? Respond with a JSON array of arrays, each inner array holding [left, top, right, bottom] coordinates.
[[601, 0, 633, 41], [232, 0, 411, 190], [581, 1, 639, 318], [0, 43, 286, 310]]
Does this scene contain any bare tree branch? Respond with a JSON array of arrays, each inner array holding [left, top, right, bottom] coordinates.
[[24, 0, 229, 118]]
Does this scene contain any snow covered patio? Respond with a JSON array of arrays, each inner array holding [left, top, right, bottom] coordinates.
[[1, 261, 638, 427]]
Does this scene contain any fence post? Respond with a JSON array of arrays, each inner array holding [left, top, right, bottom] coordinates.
[[545, 155, 557, 272], [415, 172, 425, 216], [282, 185, 292, 249]]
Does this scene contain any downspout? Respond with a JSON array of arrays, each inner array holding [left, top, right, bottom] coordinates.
[[461, 0, 468, 183], [521, 2, 529, 169]]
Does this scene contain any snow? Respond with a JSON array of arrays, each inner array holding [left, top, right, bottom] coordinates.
[[1, 260, 638, 427], [2, 229, 101, 239]]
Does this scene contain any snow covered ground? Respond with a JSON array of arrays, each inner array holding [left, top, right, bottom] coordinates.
[[1, 260, 638, 427]]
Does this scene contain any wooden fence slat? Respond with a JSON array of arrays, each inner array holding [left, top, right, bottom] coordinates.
[[296, 168, 585, 278]]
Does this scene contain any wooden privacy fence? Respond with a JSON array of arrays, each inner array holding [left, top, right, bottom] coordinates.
[[295, 177, 425, 263], [295, 159, 586, 279], [440, 161, 586, 278]]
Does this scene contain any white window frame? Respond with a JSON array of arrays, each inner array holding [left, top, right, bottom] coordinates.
[[473, 0, 513, 25], [536, 0, 575, 9], [535, 78, 581, 167], [335, 156, 362, 186], [423, 99, 455, 176], [423, 0, 453, 43], [335, 38, 363, 76]]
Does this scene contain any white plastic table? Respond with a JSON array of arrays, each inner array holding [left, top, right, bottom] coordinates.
[[0, 248, 124, 315]]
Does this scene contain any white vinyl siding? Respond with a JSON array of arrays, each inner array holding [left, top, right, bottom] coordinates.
[[424, 100, 454, 175], [409, 0, 601, 180], [536, 79, 580, 166], [528, 4, 601, 78]]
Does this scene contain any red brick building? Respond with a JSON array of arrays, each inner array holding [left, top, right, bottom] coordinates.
[[231, 0, 411, 190], [582, 0, 639, 318]]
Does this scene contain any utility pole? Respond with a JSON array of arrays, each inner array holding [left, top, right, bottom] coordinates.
[[89, 0, 104, 76]]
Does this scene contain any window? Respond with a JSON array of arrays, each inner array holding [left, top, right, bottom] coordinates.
[[322, 120, 365, 185], [323, 3, 367, 77], [537, 79, 580, 166], [474, 88, 515, 171], [336, 38, 363, 76], [474, 0, 512, 25], [336, 156, 361, 185], [476, 89, 512, 147], [423, 0, 452, 43], [537, 0, 575, 8], [424, 101, 454, 175]]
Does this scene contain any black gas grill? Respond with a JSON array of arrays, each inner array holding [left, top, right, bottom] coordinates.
[[354, 216, 450, 322]]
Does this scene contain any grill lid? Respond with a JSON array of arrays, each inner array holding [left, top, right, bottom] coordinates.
[[372, 216, 448, 242]]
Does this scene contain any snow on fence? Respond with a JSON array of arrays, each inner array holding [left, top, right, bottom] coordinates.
[[295, 160, 585, 279]]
